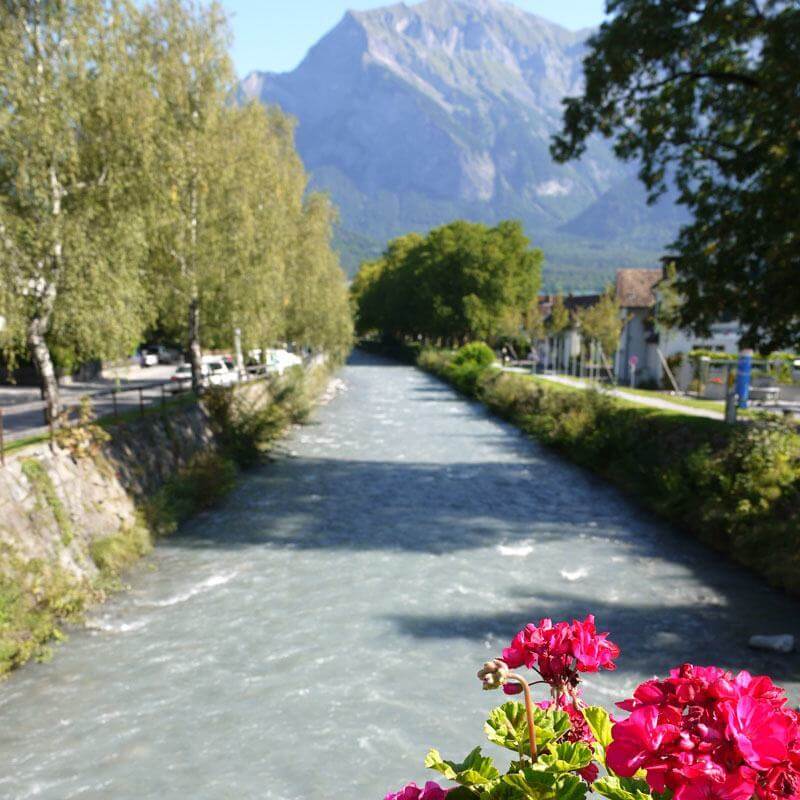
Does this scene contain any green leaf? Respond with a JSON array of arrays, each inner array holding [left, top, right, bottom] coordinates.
[[534, 742, 593, 773], [479, 782, 527, 800], [582, 706, 613, 750], [555, 773, 590, 800], [447, 789, 483, 800], [504, 769, 588, 800], [593, 775, 654, 800], [425, 747, 500, 787], [485, 703, 571, 753]]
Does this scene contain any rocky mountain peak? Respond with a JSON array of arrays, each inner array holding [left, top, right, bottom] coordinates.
[[240, 0, 683, 279]]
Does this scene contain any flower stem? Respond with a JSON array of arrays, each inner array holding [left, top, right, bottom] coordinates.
[[508, 672, 537, 760]]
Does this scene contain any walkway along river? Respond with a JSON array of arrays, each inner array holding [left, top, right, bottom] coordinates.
[[1, 351, 800, 799]]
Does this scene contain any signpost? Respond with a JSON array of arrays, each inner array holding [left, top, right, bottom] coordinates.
[[628, 355, 638, 388], [735, 349, 754, 409]]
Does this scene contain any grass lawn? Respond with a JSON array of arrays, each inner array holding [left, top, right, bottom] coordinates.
[[522, 372, 754, 421], [612, 386, 726, 412]]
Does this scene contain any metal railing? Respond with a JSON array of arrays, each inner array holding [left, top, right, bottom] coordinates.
[[0, 364, 278, 466]]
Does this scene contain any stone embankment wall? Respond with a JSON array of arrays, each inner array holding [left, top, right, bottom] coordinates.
[[0, 405, 214, 586]]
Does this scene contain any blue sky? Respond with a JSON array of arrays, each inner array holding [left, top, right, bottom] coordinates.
[[222, 0, 607, 77]]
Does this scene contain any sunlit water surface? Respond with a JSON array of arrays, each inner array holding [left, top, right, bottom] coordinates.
[[2, 353, 799, 799]]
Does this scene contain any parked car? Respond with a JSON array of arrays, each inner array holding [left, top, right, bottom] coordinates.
[[140, 344, 181, 367], [264, 349, 303, 375], [139, 346, 160, 368], [203, 356, 238, 387], [167, 363, 206, 394]]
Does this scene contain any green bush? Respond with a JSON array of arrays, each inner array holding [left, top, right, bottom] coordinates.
[[145, 451, 238, 536], [204, 368, 315, 468], [423, 350, 800, 594], [452, 341, 495, 368], [442, 342, 496, 395]]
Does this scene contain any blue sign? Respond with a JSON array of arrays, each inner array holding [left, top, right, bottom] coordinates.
[[735, 350, 753, 409]]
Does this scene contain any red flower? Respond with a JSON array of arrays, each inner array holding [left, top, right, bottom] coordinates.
[[500, 615, 619, 690], [384, 782, 451, 800], [608, 664, 800, 800]]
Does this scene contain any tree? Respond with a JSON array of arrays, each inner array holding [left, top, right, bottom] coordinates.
[[0, 0, 155, 421], [352, 220, 542, 344], [285, 193, 353, 360], [552, 0, 800, 351], [576, 287, 624, 360], [143, 0, 234, 392], [547, 294, 570, 337]]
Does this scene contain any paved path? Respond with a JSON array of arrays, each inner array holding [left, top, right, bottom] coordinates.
[[534, 372, 726, 420], [0, 351, 798, 799]]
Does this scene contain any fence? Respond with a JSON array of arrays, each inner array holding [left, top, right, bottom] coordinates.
[[0, 365, 276, 467]]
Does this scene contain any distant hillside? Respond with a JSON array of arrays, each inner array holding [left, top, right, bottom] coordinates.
[[241, 0, 685, 284]]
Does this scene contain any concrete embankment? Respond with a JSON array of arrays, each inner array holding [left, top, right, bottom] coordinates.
[[0, 403, 216, 674]]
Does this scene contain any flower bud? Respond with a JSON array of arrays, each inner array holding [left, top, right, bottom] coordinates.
[[477, 659, 510, 691]]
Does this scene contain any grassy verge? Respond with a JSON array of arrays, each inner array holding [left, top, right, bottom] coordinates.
[[419, 347, 800, 594], [0, 365, 327, 676]]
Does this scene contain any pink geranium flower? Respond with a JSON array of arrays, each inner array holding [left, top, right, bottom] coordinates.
[[384, 781, 450, 800], [501, 615, 619, 690], [608, 664, 800, 800], [722, 696, 795, 771]]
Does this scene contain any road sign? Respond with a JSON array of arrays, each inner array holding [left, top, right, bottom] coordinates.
[[628, 355, 639, 368]]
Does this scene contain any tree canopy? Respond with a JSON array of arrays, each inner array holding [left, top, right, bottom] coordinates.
[[552, 0, 800, 351], [0, 0, 352, 417], [352, 220, 542, 343]]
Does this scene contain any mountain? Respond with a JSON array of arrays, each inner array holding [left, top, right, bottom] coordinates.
[[241, 0, 684, 283]]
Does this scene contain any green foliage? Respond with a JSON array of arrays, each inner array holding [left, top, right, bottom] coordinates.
[[444, 342, 497, 395], [0, 0, 352, 416], [485, 702, 571, 754], [593, 776, 655, 800], [420, 351, 800, 593], [145, 450, 237, 537], [352, 220, 542, 343], [204, 368, 315, 468], [425, 747, 500, 788], [547, 294, 570, 336], [582, 705, 613, 765], [504, 769, 588, 800], [575, 287, 624, 358], [553, 0, 800, 350], [453, 342, 496, 368], [0, 557, 93, 676], [21, 458, 75, 547], [90, 521, 153, 581]]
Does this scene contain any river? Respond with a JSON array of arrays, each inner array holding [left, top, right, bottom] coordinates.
[[1, 351, 799, 799]]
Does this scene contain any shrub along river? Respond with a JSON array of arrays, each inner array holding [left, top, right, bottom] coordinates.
[[1, 351, 800, 799]]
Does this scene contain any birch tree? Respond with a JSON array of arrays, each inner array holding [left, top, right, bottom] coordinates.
[[0, 1, 154, 420], [143, 0, 233, 392]]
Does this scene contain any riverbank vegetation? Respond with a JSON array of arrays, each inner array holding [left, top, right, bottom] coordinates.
[[418, 346, 800, 594], [351, 220, 542, 344], [0, 366, 327, 676], [552, 1, 800, 352], [0, 0, 352, 419]]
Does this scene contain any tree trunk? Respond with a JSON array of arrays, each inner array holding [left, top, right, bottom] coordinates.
[[234, 327, 244, 379], [188, 297, 203, 394], [28, 317, 59, 424]]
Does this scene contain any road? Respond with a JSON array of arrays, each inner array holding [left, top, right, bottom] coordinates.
[[0, 364, 179, 443], [1, 351, 798, 799]]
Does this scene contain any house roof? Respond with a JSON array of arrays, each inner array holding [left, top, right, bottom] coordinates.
[[538, 293, 601, 319], [615, 268, 663, 309]]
